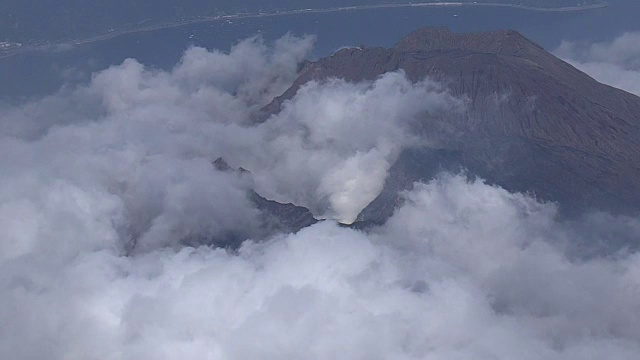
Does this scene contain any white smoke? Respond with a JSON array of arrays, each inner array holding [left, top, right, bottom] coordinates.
[[555, 32, 640, 96], [1, 35, 640, 360], [246, 73, 460, 222]]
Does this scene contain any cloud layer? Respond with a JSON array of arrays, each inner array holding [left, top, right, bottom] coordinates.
[[0, 34, 460, 225], [3, 175, 640, 360], [1, 35, 640, 359], [555, 32, 640, 96]]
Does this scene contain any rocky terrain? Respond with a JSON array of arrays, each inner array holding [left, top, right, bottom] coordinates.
[[213, 158, 318, 243]]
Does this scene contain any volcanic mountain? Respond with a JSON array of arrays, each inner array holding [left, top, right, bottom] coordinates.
[[264, 28, 640, 223]]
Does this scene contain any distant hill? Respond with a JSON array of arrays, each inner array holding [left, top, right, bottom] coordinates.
[[0, 0, 606, 44]]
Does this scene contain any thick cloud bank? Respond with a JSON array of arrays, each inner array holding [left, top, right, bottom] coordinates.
[[0, 35, 459, 224], [1, 35, 640, 359], [556, 32, 640, 96], [3, 175, 640, 360]]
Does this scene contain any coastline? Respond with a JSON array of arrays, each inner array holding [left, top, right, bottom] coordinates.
[[0, 1, 608, 59]]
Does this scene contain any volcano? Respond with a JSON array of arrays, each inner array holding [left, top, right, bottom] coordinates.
[[262, 28, 640, 223]]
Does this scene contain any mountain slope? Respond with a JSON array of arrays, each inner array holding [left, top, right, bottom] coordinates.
[[265, 28, 640, 221], [213, 158, 318, 239]]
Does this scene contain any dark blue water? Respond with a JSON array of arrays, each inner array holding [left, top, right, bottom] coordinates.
[[1, 0, 639, 100]]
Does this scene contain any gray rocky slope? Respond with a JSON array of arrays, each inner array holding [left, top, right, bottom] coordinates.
[[263, 28, 640, 224], [213, 158, 318, 240]]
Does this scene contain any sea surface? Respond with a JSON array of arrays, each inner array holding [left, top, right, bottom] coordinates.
[[1, 0, 639, 100]]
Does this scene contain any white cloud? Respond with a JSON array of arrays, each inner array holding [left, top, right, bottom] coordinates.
[[555, 32, 640, 96], [0, 35, 460, 224], [247, 72, 461, 222], [1, 34, 639, 360], [2, 175, 640, 359]]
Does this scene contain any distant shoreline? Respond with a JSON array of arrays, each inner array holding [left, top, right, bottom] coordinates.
[[0, 1, 608, 59]]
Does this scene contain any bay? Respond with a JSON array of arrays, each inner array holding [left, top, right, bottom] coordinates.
[[1, 0, 639, 100]]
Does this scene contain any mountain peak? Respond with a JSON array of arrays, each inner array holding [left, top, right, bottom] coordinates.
[[213, 157, 233, 172], [394, 27, 542, 57]]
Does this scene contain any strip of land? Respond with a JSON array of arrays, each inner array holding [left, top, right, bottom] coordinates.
[[0, 1, 607, 59]]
